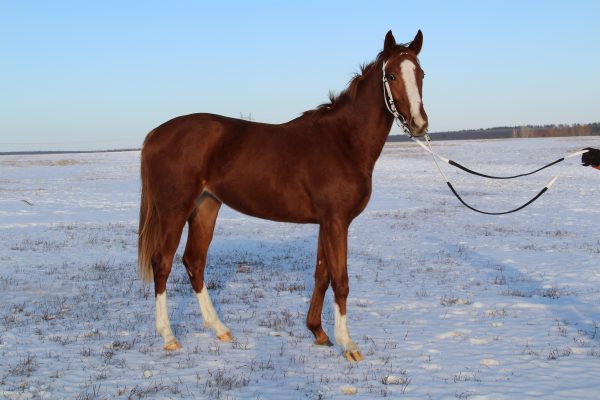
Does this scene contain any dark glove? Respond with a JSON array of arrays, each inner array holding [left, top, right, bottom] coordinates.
[[581, 147, 600, 167]]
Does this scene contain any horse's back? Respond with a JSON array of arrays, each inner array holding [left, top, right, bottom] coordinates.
[[144, 113, 232, 153]]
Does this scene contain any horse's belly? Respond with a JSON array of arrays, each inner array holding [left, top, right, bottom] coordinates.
[[207, 182, 317, 224]]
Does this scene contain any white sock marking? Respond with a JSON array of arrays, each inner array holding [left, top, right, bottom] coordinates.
[[334, 303, 357, 351], [155, 292, 177, 345], [400, 59, 426, 129], [196, 287, 230, 336]]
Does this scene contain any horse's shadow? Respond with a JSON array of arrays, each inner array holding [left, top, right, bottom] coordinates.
[[166, 229, 600, 346]]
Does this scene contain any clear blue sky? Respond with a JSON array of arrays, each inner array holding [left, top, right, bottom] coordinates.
[[1, 1, 599, 151]]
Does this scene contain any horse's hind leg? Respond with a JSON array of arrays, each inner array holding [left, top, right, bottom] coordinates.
[[153, 210, 188, 351], [182, 192, 232, 341]]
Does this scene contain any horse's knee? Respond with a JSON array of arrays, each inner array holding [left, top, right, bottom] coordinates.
[[311, 281, 328, 298], [182, 252, 205, 271], [182, 254, 206, 292], [331, 281, 349, 299], [151, 255, 174, 294], [181, 253, 192, 271]]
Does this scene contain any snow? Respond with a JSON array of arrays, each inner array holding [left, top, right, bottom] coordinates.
[[1, 137, 600, 399]]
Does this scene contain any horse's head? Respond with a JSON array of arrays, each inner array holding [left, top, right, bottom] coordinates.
[[382, 30, 428, 136]]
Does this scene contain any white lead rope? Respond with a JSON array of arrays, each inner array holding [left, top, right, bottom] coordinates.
[[418, 133, 563, 215], [382, 58, 589, 214], [414, 134, 586, 183], [414, 136, 588, 167], [410, 135, 588, 214]]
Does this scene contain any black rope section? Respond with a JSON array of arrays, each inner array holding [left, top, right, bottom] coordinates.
[[410, 135, 588, 215], [446, 182, 549, 215], [447, 158, 564, 180]]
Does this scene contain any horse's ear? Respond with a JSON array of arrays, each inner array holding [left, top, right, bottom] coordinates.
[[384, 30, 397, 55], [409, 30, 423, 55]]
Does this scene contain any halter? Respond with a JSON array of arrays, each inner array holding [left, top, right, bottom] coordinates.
[[382, 58, 414, 137], [381, 58, 589, 215]]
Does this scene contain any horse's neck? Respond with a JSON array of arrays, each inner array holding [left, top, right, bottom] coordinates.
[[332, 63, 395, 171]]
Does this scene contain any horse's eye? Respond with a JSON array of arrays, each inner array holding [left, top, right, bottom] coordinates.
[[387, 73, 396, 81]]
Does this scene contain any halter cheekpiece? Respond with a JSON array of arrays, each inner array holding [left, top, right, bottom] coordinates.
[[382, 56, 414, 137]]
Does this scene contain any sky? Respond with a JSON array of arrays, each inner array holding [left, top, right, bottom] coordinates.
[[1, 1, 599, 151]]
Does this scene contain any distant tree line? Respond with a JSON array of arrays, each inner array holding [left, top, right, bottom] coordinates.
[[389, 122, 600, 142], [511, 123, 600, 138]]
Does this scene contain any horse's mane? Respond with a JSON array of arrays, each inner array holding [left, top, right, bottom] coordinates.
[[301, 55, 383, 118], [301, 44, 410, 118]]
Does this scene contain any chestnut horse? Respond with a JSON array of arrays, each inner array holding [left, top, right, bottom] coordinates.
[[138, 30, 428, 361]]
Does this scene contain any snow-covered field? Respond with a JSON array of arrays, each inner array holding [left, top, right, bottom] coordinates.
[[1, 137, 600, 399]]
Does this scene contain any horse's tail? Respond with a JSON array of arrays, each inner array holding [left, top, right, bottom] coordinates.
[[138, 130, 158, 283]]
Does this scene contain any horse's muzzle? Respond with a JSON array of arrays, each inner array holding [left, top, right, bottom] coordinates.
[[408, 118, 429, 137]]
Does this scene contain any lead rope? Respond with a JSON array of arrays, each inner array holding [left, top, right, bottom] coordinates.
[[382, 59, 589, 215], [421, 136, 562, 215], [414, 136, 589, 180], [415, 130, 587, 215]]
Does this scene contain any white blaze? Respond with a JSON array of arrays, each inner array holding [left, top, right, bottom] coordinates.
[[196, 287, 230, 336], [400, 59, 426, 129]]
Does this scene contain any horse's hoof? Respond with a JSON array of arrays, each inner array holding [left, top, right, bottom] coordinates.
[[315, 338, 334, 347], [163, 340, 181, 351], [217, 331, 233, 342], [344, 349, 364, 362]]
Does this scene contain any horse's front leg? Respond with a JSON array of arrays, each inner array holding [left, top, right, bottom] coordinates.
[[306, 229, 333, 346], [320, 218, 363, 361]]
